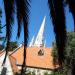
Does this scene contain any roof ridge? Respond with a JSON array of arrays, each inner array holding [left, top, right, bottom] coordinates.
[[9, 44, 23, 56]]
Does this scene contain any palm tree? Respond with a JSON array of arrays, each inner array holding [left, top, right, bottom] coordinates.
[[48, 0, 75, 75], [2, 0, 30, 75]]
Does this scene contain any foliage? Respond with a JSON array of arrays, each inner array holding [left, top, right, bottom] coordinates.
[[64, 32, 75, 75], [0, 8, 6, 50], [52, 32, 75, 75], [44, 72, 51, 75], [52, 42, 59, 65], [15, 70, 36, 75], [0, 8, 2, 17], [7, 41, 18, 51], [51, 71, 65, 75], [0, 9, 18, 50], [48, 0, 67, 65], [44, 72, 49, 75], [0, 45, 4, 50], [44, 71, 65, 75], [15, 72, 21, 75], [26, 71, 35, 75], [0, 41, 18, 51], [3, 0, 30, 74]]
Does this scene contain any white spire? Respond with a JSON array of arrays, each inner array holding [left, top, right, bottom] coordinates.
[[33, 16, 46, 47], [29, 36, 35, 47]]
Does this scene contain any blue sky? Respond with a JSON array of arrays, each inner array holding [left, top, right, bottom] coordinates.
[[0, 0, 74, 47]]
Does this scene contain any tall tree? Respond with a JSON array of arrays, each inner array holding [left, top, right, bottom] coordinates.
[[64, 32, 75, 75], [52, 32, 75, 75]]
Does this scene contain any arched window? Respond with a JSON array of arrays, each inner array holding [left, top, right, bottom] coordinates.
[[38, 49, 44, 56]]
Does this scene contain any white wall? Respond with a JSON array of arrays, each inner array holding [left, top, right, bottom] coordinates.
[[0, 53, 14, 75]]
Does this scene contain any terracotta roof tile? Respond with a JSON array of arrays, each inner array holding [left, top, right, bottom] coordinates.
[[9, 55, 19, 73], [10, 46, 59, 70]]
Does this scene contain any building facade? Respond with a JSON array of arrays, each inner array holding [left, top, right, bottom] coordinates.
[[0, 16, 59, 75]]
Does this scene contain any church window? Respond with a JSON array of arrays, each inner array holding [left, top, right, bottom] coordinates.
[[38, 49, 44, 56]]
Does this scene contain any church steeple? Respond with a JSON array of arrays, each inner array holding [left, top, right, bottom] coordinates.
[[34, 16, 46, 47], [29, 16, 46, 47]]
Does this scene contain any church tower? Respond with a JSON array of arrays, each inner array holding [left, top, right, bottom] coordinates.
[[29, 16, 46, 47]]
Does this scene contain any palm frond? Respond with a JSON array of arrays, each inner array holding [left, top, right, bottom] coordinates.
[[0, 8, 2, 17], [66, 0, 75, 32], [16, 0, 30, 38], [21, 0, 30, 74], [3, 0, 14, 65], [16, 0, 23, 38], [48, 0, 67, 65], [15, 0, 30, 74]]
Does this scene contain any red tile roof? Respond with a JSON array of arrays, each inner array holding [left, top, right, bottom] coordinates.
[[9, 55, 19, 73], [10, 45, 59, 70]]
